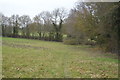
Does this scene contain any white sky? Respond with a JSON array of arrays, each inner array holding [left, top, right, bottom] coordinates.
[[0, 0, 78, 18]]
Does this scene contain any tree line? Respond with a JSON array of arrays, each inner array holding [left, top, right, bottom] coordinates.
[[0, 2, 120, 54], [0, 8, 66, 42]]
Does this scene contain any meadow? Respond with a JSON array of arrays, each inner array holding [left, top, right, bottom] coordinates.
[[2, 37, 118, 78]]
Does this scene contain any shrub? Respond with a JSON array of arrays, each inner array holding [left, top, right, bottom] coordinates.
[[63, 37, 80, 45]]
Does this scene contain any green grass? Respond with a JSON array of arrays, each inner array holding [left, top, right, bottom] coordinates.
[[2, 37, 118, 78], [0, 37, 2, 79]]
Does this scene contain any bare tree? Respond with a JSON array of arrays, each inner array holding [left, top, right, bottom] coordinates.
[[33, 15, 43, 38], [19, 15, 31, 37], [9, 15, 20, 37], [38, 11, 53, 39], [1, 14, 9, 36], [51, 8, 67, 41]]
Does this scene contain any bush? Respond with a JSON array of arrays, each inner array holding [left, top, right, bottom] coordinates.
[[84, 39, 96, 46], [63, 37, 80, 45]]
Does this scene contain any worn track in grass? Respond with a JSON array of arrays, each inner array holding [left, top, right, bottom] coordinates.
[[2, 37, 118, 78]]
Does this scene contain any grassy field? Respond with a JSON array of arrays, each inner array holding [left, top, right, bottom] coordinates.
[[2, 37, 118, 78]]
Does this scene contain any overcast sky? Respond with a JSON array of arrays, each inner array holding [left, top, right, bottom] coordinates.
[[0, 0, 78, 18]]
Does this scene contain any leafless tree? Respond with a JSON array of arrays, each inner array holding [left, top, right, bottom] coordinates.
[[51, 8, 67, 41], [19, 15, 31, 37]]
